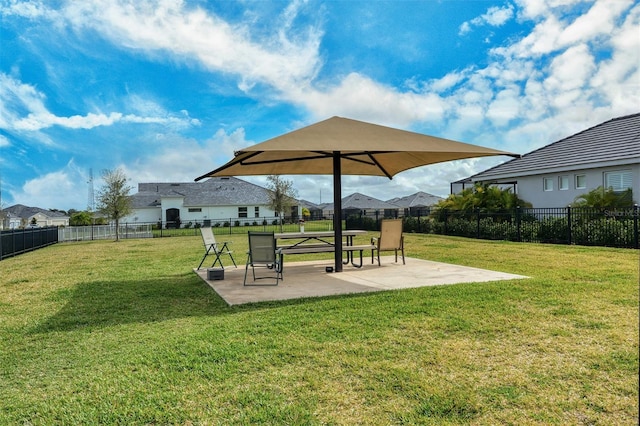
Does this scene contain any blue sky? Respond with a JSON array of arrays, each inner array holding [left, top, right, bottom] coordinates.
[[1, 0, 639, 211]]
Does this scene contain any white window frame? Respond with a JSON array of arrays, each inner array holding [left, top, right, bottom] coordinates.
[[543, 177, 554, 192], [604, 170, 632, 192], [559, 176, 569, 191], [238, 207, 248, 218], [575, 174, 586, 189], [254, 207, 260, 218]]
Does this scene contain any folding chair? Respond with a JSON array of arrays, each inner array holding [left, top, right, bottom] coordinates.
[[197, 227, 237, 269], [244, 231, 282, 286], [372, 219, 405, 265]]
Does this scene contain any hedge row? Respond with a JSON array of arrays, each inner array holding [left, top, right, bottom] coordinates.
[[346, 208, 639, 249]]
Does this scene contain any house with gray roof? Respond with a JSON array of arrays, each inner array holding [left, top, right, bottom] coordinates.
[[322, 192, 400, 218], [460, 113, 640, 208], [387, 191, 443, 215], [297, 199, 324, 220], [124, 177, 290, 227], [3, 204, 69, 229]]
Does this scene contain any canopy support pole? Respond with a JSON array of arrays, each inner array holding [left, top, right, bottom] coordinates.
[[333, 151, 343, 273]]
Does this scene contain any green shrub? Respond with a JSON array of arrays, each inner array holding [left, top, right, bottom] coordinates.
[[537, 217, 568, 244]]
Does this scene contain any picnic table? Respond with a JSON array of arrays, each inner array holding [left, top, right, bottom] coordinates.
[[275, 230, 375, 268]]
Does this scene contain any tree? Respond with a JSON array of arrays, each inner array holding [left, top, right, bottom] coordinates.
[[433, 183, 531, 220], [436, 183, 531, 212], [571, 186, 633, 208], [96, 168, 132, 241], [70, 211, 94, 226], [265, 175, 297, 231]]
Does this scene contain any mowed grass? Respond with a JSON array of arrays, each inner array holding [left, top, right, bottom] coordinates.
[[0, 234, 637, 425]]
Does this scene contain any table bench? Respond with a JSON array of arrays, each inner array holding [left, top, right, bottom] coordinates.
[[279, 243, 376, 268]]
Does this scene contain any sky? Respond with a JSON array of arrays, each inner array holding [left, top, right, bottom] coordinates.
[[1, 0, 639, 211]]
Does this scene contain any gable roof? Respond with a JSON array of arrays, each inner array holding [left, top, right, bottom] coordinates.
[[471, 113, 640, 180], [130, 177, 273, 208], [297, 199, 323, 210], [323, 192, 399, 211], [5, 204, 69, 219], [387, 191, 443, 208]]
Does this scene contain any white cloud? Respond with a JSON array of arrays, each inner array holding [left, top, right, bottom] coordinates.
[[590, 3, 640, 111], [544, 44, 595, 91], [0, 134, 10, 147], [60, 0, 323, 95], [1, 0, 54, 19], [300, 73, 448, 128], [459, 3, 514, 35], [558, 0, 633, 46], [501, 0, 635, 56], [0, 72, 197, 132], [120, 127, 252, 185], [8, 159, 87, 210]]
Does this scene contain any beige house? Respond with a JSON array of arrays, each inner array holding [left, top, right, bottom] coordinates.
[[3, 204, 70, 229]]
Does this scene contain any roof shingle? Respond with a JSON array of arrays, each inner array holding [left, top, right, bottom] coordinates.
[[472, 113, 640, 180], [130, 177, 272, 208]]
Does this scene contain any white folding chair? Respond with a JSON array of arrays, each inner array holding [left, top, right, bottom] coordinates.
[[197, 227, 237, 269]]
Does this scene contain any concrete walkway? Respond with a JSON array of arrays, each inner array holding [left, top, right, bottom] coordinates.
[[194, 256, 528, 306]]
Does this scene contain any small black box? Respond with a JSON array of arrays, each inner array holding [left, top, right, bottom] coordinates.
[[207, 268, 224, 280]]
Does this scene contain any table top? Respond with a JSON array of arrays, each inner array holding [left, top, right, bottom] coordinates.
[[275, 230, 367, 239]]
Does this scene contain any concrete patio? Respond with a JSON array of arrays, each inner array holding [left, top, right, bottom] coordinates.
[[194, 256, 528, 306]]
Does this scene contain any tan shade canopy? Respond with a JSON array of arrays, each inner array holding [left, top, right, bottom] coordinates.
[[195, 116, 519, 273], [195, 116, 518, 180]]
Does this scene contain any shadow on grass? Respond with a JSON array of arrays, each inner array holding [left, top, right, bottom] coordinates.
[[32, 273, 231, 333]]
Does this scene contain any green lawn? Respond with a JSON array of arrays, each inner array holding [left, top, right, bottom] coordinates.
[[0, 234, 637, 425]]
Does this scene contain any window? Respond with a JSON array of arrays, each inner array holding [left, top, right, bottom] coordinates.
[[238, 207, 248, 218], [604, 170, 632, 191], [575, 174, 586, 189], [254, 207, 260, 218], [543, 178, 554, 191], [188, 208, 202, 213], [559, 176, 569, 190]]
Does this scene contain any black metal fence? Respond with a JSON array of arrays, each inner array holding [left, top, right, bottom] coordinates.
[[346, 206, 640, 249], [4, 206, 637, 260], [0, 227, 59, 260]]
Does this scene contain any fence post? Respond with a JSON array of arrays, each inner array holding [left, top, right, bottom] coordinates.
[[567, 206, 572, 245], [476, 208, 481, 239], [443, 209, 448, 235], [634, 204, 638, 249], [516, 206, 521, 242]]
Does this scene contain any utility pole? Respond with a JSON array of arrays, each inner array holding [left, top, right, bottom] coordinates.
[[87, 168, 95, 211]]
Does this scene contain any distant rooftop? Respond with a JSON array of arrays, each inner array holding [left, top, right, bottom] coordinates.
[[131, 177, 273, 208], [323, 192, 399, 211], [4, 204, 69, 219], [387, 191, 443, 208]]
